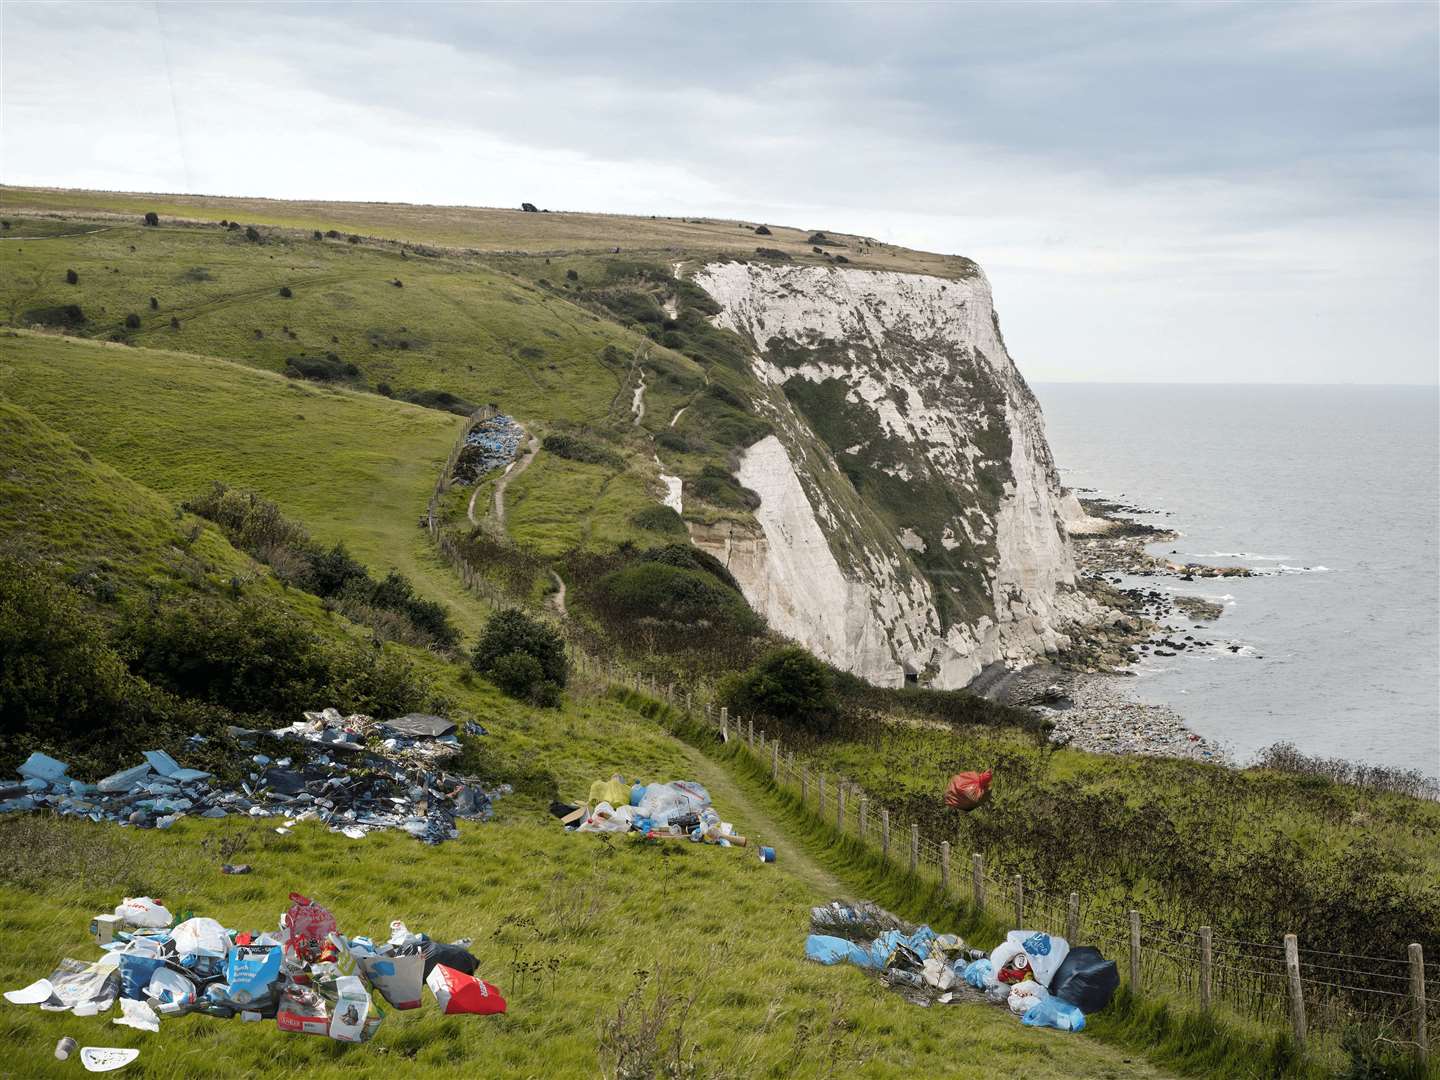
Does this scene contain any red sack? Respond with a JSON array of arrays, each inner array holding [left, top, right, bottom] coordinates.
[[281, 893, 337, 963], [944, 770, 992, 811], [426, 964, 507, 1015]]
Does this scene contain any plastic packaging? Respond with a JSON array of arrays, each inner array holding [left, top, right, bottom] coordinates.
[[281, 893, 337, 962], [943, 770, 993, 811], [1048, 946, 1121, 1014], [114, 897, 172, 929], [1007, 978, 1048, 1015], [55, 1037, 77, 1060], [426, 964, 506, 1015], [1022, 996, 1086, 1031], [962, 958, 995, 989], [635, 781, 710, 826]]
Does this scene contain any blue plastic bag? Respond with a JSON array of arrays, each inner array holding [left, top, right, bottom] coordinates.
[[1022, 997, 1086, 1031], [117, 953, 165, 1000], [805, 935, 873, 966], [962, 958, 994, 988]]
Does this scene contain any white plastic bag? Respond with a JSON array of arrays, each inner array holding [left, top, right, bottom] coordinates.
[[114, 897, 172, 929], [576, 802, 635, 833], [989, 930, 1070, 989], [636, 781, 710, 825], [1007, 978, 1048, 1014], [171, 917, 229, 958]]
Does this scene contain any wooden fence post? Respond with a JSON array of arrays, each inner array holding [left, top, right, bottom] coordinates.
[[747, 719, 754, 746], [720, 707, 728, 740], [940, 842, 951, 892], [909, 823, 919, 875], [1199, 927, 1213, 1013], [881, 809, 890, 860], [858, 795, 868, 842], [758, 729, 765, 750], [801, 765, 809, 803], [1013, 875, 1024, 928], [1410, 942, 1428, 1065], [1129, 910, 1142, 992], [1284, 934, 1306, 1050], [972, 853, 985, 910], [771, 741, 779, 780], [837, 783, 846, 831], [1067, 892, 1079, 944]]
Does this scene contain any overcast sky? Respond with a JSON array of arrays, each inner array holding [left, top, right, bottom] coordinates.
[[3, 1, 1436, 384]]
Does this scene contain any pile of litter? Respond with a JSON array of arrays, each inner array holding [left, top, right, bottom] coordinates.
[[0, 709, 508, 845], [551, 775, 753, 850], [805, 901, 1118, 1030], [452, 414, 523, 484], [4, 892, 505, 1068]]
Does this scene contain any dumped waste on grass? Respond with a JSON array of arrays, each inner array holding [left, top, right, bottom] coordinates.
[[452, 414, 523, 484], [3, 891, 506, 1059], [550, 774, 749, 847], [804, 901, 1118, 1029], [0, 709, 508, 845]]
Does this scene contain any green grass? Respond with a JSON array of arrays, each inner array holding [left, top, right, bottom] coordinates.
[[0, 330, 491, 636], [0, 708, 1169, 1080]]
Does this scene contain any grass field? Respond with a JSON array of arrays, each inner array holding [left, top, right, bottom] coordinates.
[[1, 185, 978, 280]]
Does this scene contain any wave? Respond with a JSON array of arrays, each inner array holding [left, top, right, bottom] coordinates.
[[1184, 551, 1290, 561], [1252, 565, 1331, 576]]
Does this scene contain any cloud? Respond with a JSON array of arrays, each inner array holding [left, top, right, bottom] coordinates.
[[2, 0, 1435, 383]]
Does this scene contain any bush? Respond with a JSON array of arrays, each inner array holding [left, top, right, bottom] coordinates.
[[124, 313, 141, 329], [170, 317, 180, 329], [472, 609, 566, 704], [279, 286, 293, 298], [376, 382, 393, 397], [65, 269, 78, 285], [227, 222, 241, 232], [143, 212, 159, 226], [754, 225, 771, 235], [313, 230, 323, 240], [719, 647, 839, 735], [399, 388, 477, 416], [565, 269, 579, 281], [689, 464, 761, 510], [631, 505, 686, 534], [244, 226, 261, 243], [595, 562, 757, 631], [285, 354, 358, 381], [148, 296, 158, 310], [834, 255, 850, 264], [541, 433, 624, 469]]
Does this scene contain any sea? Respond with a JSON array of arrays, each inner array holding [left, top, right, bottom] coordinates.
[[1034, 383, 1440, 778]]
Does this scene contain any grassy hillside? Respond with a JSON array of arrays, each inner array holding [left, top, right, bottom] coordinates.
[[1, 184, 978, 279]]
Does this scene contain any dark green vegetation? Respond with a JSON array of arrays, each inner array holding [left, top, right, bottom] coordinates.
[[720, 647, 841, 735], [471, 608, 568, 707]]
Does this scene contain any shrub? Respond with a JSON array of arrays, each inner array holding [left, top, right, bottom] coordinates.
[[754, 247, 791, 261], [376, 382, 393, 397], [631, 505, 686, 535], [143, 212, 159, 226], [325, 229, 340, 238], [392, 279, 403, 288], [472, 609, 566, 704], [244, 226, 261, 242], [24, 304, 86, 328], [313, 230, 323, 239], [541, 433, 624, 469], [124, 313, 141, 329], [227, 222, 241, 232], [565, 269, 578, 281], [719, 646, 839, 735], [521, 202, 539, 213], [285, 354, 358, 381], [279, 286, 293, 298], [399, 388, 477, 416], [595, 562, 757, 631], [170, 317, 180, 329], [65, 269, 78, 285], [834, 254, 850, 264], [148, 296, 158, 310], [689, 464, 761, 510], [808, 232, 827, 243], [347, 234, 360, 244], [754, 225, 772, 235]]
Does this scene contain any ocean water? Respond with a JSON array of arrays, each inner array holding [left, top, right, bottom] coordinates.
[[1034, 383, 1440, 777]]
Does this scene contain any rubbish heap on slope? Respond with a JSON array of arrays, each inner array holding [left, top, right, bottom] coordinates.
[[804, 901, 1119, 1030], [551, 774, 749, 847], [452, 414, 523, 485], [3, 891, 506, 1056], [0, 709, 509, 845]]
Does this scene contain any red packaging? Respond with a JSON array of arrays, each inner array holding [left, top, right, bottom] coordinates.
[[425, 964, 506, 1015], [943, 770, 993, 811], [276, 992, 330, 1036], [282, 893, 337, 962]]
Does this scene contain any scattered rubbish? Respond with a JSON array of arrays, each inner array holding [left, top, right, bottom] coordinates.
[[221, 864, 252, 875], [758, 846, 776, 863], [5, 892, 505, 1051], [79, 1046, 138, 1073], [0, 708, 509, 845], [943, 770, 993, 811], [91, 914, 123, 945], [452, 414, 523, 485], [803, 900, 1118, 1027], [562, 776, 748, 847]]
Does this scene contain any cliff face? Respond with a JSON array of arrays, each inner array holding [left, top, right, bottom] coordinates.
[[688, 261, 1098, 688]]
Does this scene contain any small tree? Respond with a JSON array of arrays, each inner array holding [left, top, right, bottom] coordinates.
[[143, 212, 159, 226], [170, 317, 181, 329], [754, 224, 772, 235], [471, 608, 566, 705], [565, 269, 579, 281], [65, 269, 78, 285], [124, 313, 141, 329], [719, 646, 839, 735], [279, 286, 293, 298], [312, 230, 323, 240], [244, 225, 261, 243], [149, 297, 158, 310]]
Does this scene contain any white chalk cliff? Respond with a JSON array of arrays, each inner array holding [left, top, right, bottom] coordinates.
[[688, 260, 1100, 688]]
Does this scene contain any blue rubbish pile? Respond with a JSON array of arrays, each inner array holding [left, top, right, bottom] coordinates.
[[452, 414, 523, 485], [0, 709, 509, 845], [805, 901, 1119, 1030]]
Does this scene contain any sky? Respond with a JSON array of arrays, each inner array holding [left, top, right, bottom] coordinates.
[[2, 1, 1437, 384]]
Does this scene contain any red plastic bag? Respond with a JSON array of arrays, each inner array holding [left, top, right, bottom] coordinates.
[[281, 893, 337, 963], [944, 770, 992, 811], [425, 964, 506, 1015]]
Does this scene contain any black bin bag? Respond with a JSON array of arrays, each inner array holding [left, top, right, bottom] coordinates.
[[1048, 946, 1120, 1014]]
